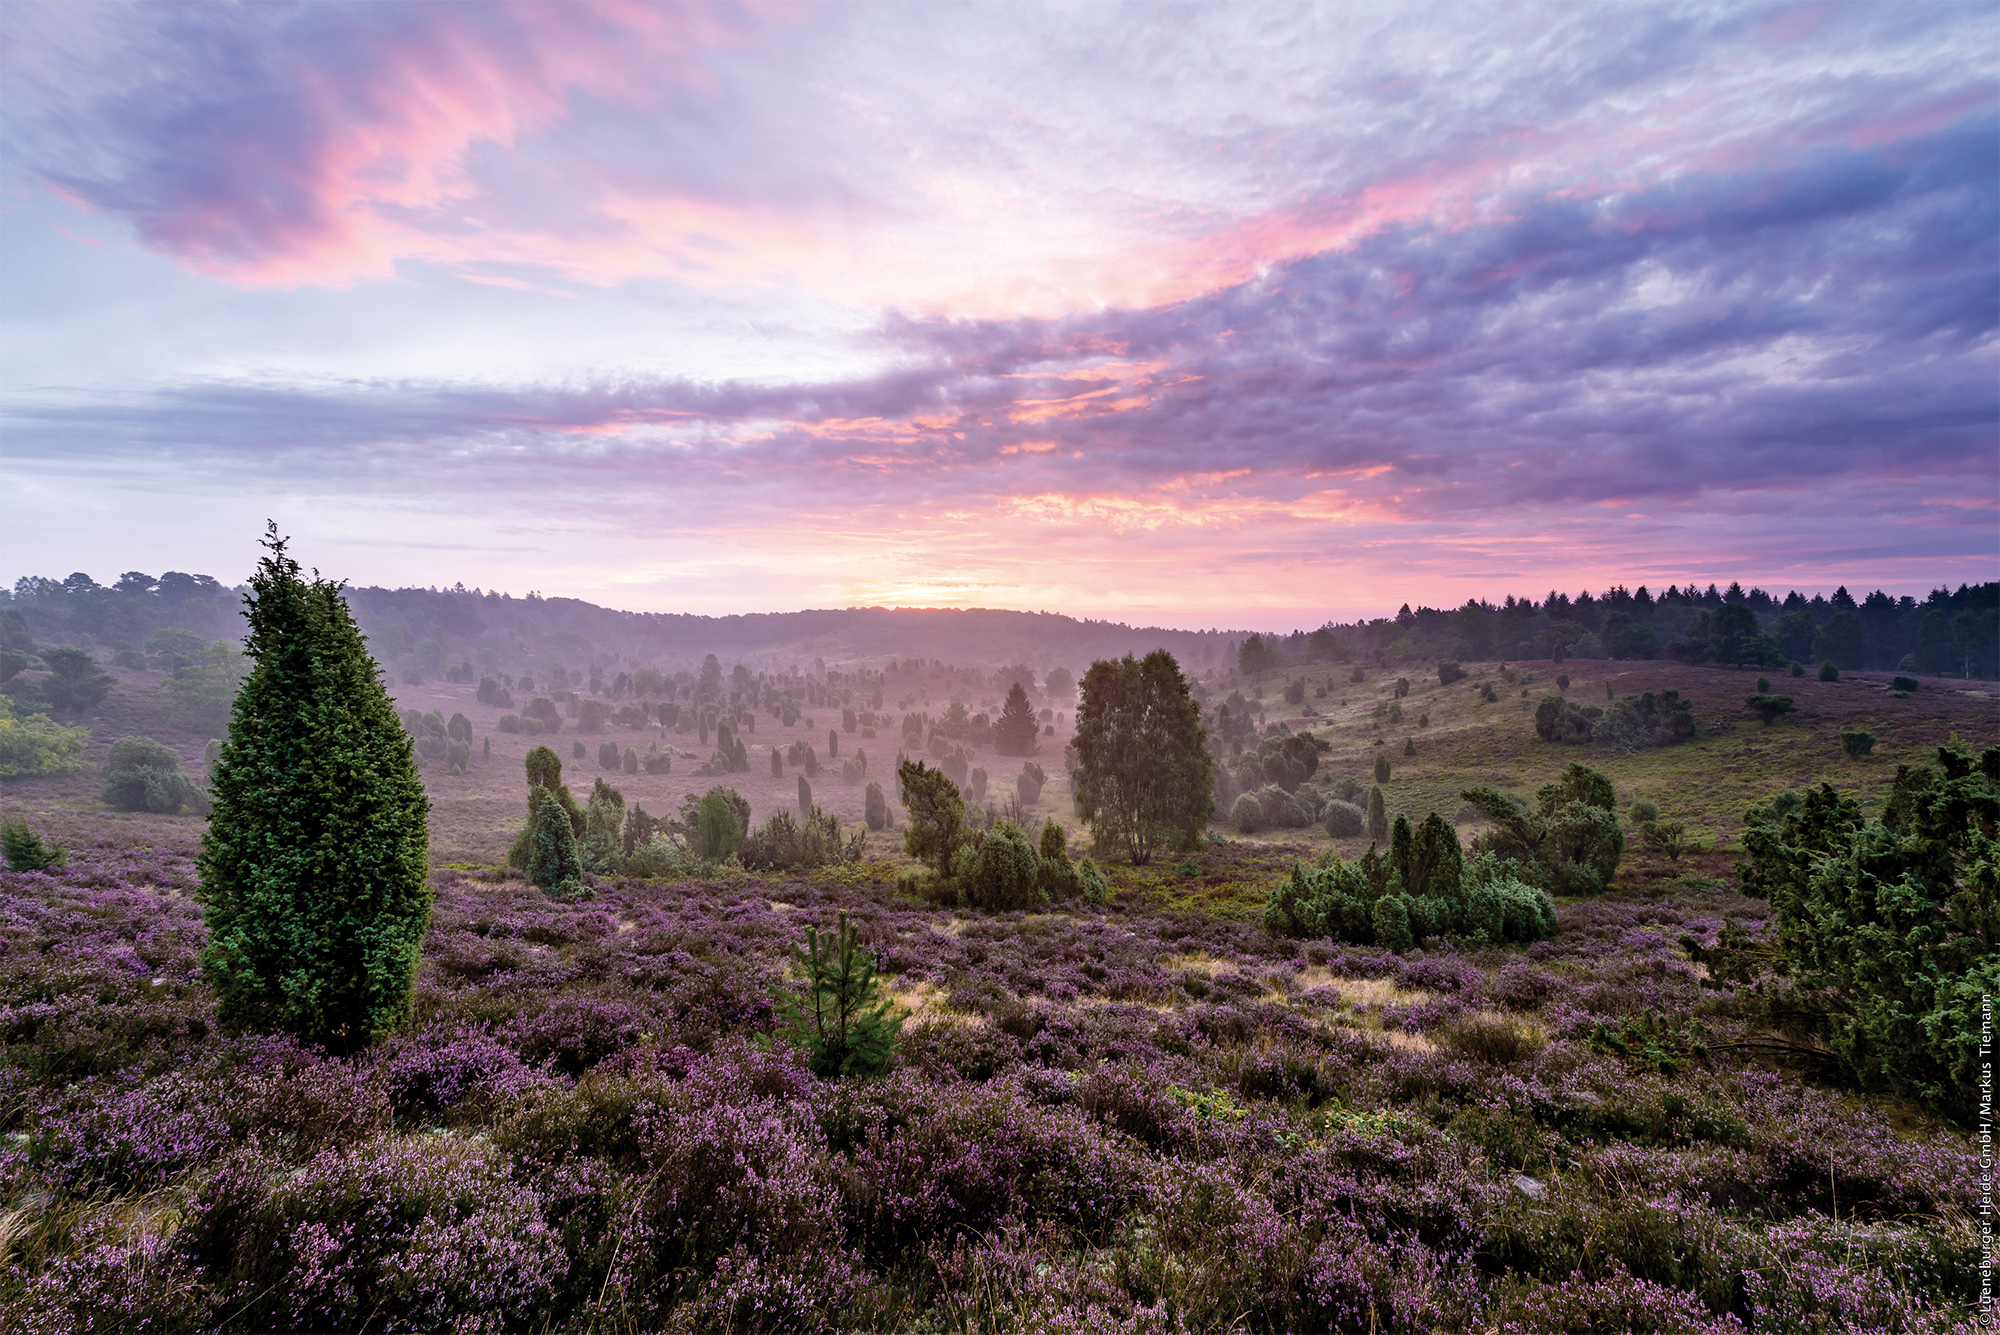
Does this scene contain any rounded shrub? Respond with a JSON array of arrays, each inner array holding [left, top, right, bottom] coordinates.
[[1323, 799, 1364, 838], [101, 735, 206, 814], [965, 822, 1045, 912], [1818, 660, 1840, 683], [1231, 792, 1264, 833]]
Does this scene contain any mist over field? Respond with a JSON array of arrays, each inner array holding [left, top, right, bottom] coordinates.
[[1, 1, 1996, 1330]]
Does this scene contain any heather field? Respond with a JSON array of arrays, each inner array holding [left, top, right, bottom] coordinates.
[[0, 660, 1992, 1332]]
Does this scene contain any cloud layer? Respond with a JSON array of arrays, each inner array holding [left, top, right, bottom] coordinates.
[[2, 1, 1993, 620]]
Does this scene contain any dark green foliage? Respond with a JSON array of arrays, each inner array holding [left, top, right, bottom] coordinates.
[[771, 746, 784, 778], [1841, 731, 1876, 759], [35, 646, 116, 717], [1231, 792, 1263, 833], [1437, 661, 1466, 685], [100, 735, 208, 814], [598, 741, 620, 770], [446, 712, 472, 744], [1, 817, 65, 871], [1462, 762, 1624, 895], [1322, 799, 1363, 837], [739, 806, 864, 872], [1372, 752, 1390, 784], [1402, 737, 1415, 756], [622, 747, 638, 775], [165, 643, 247, 736], [1535, 695, 1599, 743], [797, 773, 813, 817], [527, 785, 586, 899], [1745, 693, 1795, 725], [198, 528, 431, 1055], [899, 759, 965, 872], [697, 788, 744, 861], [1365, 785, 1387, 843], [864, 780, 888, 830], [770, 910, 904, 1079], [964, 821, 1046, 911], [1037, 819, 1081, 901], [579, 777, 625, 875], [508, 746, 585, 868], [1071, 651, 1214, 865], [994, 681, 1039, 755], [1263, 832, 1554, 949], [1707, 603, 1786, 667], [1393, 677, 1410, 699], [1818, 659, 1840, 682], [828, 728, 839, 758], [1740, 745, 2000, 1117], [1892, 675, 1920, 692]]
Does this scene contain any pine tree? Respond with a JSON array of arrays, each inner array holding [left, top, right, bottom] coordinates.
[[198, 527, 431, 1054], [994, 681, 1040, 755], [770, 909, 904, 1078]]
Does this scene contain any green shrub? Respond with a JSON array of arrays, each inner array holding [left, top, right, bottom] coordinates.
[[1745, 693, 1795, 726], [697, 787, 745, 862], [624, 834, 699, 879], [1365, 785, 1388, 842], [1076, 857, 1108, 905], [1437, 661, 1466, 686], [1037, 819, 1081, 901], [497, 713, 522, 733], [1263, 837, 1554, 950], [0, 695, 89, 777], [1789, 660, 1805, 677], [199, 529, 431, 1054], [1372, 752, 1390, 784], [964, 821, 1045, 912], [1891, 674, 1920, 692], [622, 747, 638, 775], [1841, 730, 1876, 759], [864, 781, 889, 831], [1817, 660, 1840, 683], [100, 736, 208, 814], [527, 785, 586, 899], [898, 759, 964, 873], [1740, 744, 2000, 1117], [1, 817, 65, 871], [1323, 799, 1364, 838], [769, 910, 904, 1079], [1629, 800, 1660, 824], [1402, 737, 1414, 756], [1462, 762, 1624, 895]]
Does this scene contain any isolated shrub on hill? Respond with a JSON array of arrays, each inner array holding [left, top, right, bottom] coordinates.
[[1461, 762, 1624, 896], [498, 713, 522, 733], [1818, 660, 1840, 682], [798, 774, 813, 817], [101, 736, 207, 814], [1322, 799, 1364, 838], [864, 781, 889, 830], [1365, 785, 1388, 842], [622, 746, 638, 775], [964, 821, 1046, 912], [1071, 650, 1215, 865], [1738, 743, 2000, 1117], [1539, 689, 1696, 750], [771, 746, 784, 778], [1841, 731, 1876, 759], [1016, 761, 1047, 806], [1372, 752, 1390, 784], [1745, 693, 1795, 726], [599, 741, 621, 770], [1231, 792, 1264, 833], [446, 712, 472, 744], [199, 528, 431, 1055], [0, 695, 89, 777], [769, 909, 904, 1079], [1892, 674, 1921, 692], [1436, 661, 1466, 686]]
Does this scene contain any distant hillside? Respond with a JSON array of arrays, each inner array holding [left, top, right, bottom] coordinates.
[[1, 573, 1246, 681]]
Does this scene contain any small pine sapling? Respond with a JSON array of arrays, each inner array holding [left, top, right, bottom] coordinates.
[[770, 909, 904, 1078], [1, 817, 66, 871]]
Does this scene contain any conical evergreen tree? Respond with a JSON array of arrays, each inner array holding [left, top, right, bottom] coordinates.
[[199, 527, 431, 1054]]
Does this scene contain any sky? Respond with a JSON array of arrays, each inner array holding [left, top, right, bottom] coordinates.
[[1, 0, 1994, 631]]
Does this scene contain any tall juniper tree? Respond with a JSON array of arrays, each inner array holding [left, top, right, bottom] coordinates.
[[198, 527, 431, 1054]]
